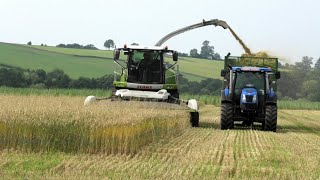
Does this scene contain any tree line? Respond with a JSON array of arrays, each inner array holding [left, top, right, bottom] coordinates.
[[0, 65, 113, 89], [278, 56, 320, 101], [1, 56, 320, 101], [177, 40, 221, 60], [56, 43, 98, 50], [0, 65, 222, 95]]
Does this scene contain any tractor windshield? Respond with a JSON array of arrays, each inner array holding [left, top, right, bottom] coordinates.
[[127, 51, 163, 84], [235, 72, 265, 93]]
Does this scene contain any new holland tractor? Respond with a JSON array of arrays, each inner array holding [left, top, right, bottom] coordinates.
[[220, 54, 281, 131]]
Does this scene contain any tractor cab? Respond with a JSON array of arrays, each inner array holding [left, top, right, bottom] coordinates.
[[230, 66, 273, 112]]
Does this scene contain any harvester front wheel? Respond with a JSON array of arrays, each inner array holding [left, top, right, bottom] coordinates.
[[168, 90, 180, 104], [190, 112, 199, 127], [221, 103, 234, 130], [264, 105, 277, 132]]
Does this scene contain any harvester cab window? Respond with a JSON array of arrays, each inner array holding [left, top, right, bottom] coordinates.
[[127, 51, 163, 84]]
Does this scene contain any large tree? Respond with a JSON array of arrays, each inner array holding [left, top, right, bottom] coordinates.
[[294, 56, 313, 72], [190, 48, 200, 58], [104, 39, 115, 49], [200, 40, 214, 59], [315, 57, 320, 70]]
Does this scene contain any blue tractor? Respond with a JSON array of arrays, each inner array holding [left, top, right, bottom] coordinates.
[[220, 54, 281, 131]]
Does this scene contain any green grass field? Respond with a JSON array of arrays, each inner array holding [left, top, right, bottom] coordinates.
[[0, 42, 223, 81], [0, 43, 115, 78]]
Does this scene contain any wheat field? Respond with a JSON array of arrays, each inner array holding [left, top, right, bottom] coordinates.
[[0, 96, 319, 179], [0, 95, 189, 154]]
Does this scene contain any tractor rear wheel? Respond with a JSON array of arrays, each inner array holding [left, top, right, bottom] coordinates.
[[190, 112, 199, 127], [264, 105, 277, 132], [221, 103, 234, 130]]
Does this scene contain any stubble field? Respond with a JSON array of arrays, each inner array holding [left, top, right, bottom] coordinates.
[[0, 95, 319, 179]]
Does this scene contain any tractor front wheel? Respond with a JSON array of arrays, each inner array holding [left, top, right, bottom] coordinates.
[[221, 103, 234, 130], [264, 105, 277, 132]]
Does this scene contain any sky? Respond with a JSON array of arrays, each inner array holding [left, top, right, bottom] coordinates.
[[0, 0, 319, 63]]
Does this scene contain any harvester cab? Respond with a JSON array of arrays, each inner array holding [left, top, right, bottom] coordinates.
[[220, 55, 281, 131], [112, 45, 180, 103], [84, 18, 231, 127]]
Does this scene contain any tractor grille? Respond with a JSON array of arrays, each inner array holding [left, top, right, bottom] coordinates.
[[245, 95, 253, 102], [244, 104, 257, 110]]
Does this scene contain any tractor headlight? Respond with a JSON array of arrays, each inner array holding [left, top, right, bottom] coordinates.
[[252, 95, 257, 103], [242, 94, 246, 102]]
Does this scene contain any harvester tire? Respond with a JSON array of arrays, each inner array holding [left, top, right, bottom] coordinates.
[[221, 103, 234, 130], [190, 112, 199, 127], [168, 90, 180, 104], [264, 105, 277, 132]]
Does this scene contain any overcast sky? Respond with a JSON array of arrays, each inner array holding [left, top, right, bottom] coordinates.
[[1, 0, 319, 63]]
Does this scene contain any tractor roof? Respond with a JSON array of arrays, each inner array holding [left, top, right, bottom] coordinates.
[[232, 66, 273, 72]]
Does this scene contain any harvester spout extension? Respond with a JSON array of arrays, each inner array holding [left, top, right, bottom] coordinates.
[[155, 18, 229, 46], [212, 19, 229, 29]]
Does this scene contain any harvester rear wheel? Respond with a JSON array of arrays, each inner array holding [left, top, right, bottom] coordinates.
[[264, 105, 277, 132], [190, 112, 199, 127], [221, 103, 234, 130]]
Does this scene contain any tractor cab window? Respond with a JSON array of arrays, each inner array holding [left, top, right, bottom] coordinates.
[[234, 72, 265, 94], [127, 51, 163, 84]]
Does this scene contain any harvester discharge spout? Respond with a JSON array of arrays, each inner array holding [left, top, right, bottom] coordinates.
[[155, 19, 229, 46]]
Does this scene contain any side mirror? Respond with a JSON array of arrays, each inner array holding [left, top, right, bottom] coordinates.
[[220, 70, 227, 77], [173, 51, 178, 61], [114, 50, 120, 60], [275, 71, 281, 79]]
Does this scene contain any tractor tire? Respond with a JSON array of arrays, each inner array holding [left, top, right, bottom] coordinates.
[[221, 103, 234, 130], [190, 112, 199, 127], [264, 105, 277, 132]]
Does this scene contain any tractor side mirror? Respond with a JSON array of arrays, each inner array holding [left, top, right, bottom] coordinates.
[[220, 70, 227, 77], [114, 50, 120, 60], [173, 51, 178, 61], [275, 71, 281, 79]]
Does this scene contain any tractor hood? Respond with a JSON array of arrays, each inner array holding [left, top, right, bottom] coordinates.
[[240, 88, 258, 111], [241, 88, 258, 97]]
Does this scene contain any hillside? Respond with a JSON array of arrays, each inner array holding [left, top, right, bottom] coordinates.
[[0, 42, 223, 81]]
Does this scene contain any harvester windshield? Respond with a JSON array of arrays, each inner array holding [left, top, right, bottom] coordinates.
[[128, 50, 163, 84], [113, 46, 179, 92]]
